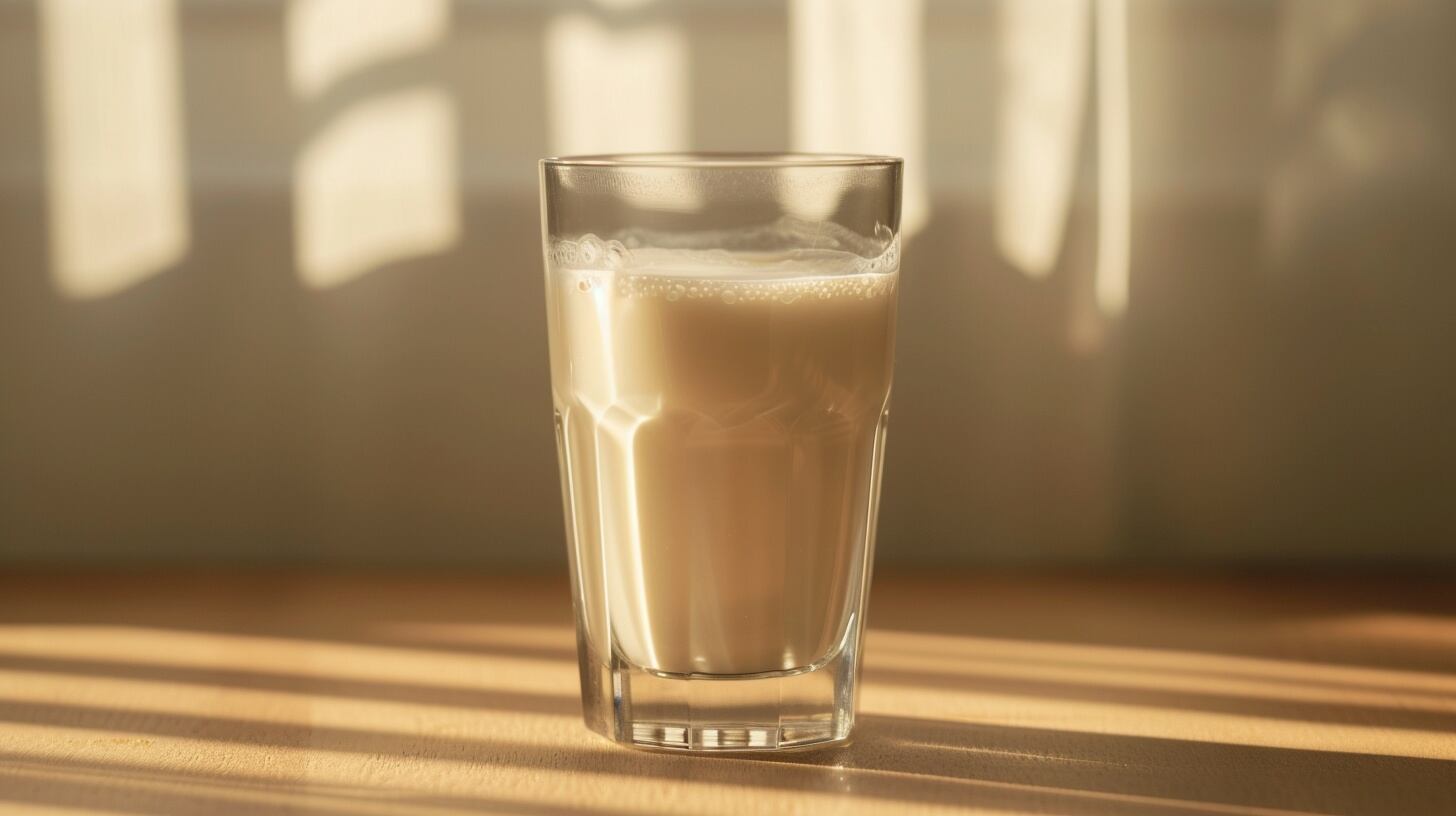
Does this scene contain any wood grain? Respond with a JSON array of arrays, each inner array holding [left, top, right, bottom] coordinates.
[[1, 572, 1453, 815]]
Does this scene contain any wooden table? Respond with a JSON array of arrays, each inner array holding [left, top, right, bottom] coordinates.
[[1, 572, 1452, 815]]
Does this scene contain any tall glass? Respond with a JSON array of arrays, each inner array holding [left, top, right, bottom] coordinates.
[[540, 153, 901, 752]]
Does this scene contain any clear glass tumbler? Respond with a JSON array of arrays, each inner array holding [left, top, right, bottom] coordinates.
[[540, 153, 901, 752]]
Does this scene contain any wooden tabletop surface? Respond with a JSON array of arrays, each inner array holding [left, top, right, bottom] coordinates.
[[1, 571, 1453, 815]]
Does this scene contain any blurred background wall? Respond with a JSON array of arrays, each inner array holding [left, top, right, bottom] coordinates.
[[1, 0, 1453, 566]]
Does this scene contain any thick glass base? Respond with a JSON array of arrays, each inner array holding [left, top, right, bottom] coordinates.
[[576, 636, 860, 753]]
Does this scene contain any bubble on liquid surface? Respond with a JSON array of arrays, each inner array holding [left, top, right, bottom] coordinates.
[[604, 240, 628, 269], [549, 234, 633, 270], [578, 235, 603, 265]]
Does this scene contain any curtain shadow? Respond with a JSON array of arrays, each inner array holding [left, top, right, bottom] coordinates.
[[0, 652, 575, 716], [3, 701, 1453, 814], [0, 753, 640, 816], [0, 572, 580, 663]]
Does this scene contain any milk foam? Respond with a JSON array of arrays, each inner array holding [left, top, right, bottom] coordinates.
[[549, 222, 899, 305]]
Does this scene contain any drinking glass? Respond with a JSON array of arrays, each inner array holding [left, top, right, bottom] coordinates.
[[540, 153, 901, 752]]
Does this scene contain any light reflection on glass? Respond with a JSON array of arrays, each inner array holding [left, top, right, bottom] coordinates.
[[287, 0, 458, 289], [293, 89, 458, 289], [993, 0, 1091, 280], [286, 0, 449, 98], [1094, 0, 1131, 316], [40, 0, 188, 300], [544, 12, 689, 157], [790, 0, 928, 236]]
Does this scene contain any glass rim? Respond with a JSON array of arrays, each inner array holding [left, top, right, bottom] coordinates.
[[541, 152, 903, 169]]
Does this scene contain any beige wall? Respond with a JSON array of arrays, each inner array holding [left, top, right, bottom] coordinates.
[[2, 0, 1453, 565]]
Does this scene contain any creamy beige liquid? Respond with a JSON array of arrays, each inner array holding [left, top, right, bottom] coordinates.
[[547, 239, 897, 676]]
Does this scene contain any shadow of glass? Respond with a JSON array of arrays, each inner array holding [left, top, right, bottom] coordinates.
[[774, 714, 1456, 815], [872, 638, 1456, 701], [3, 701, 1453, 815], [866, 571, 1456, 677], [864, 664, 1456, 733]]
